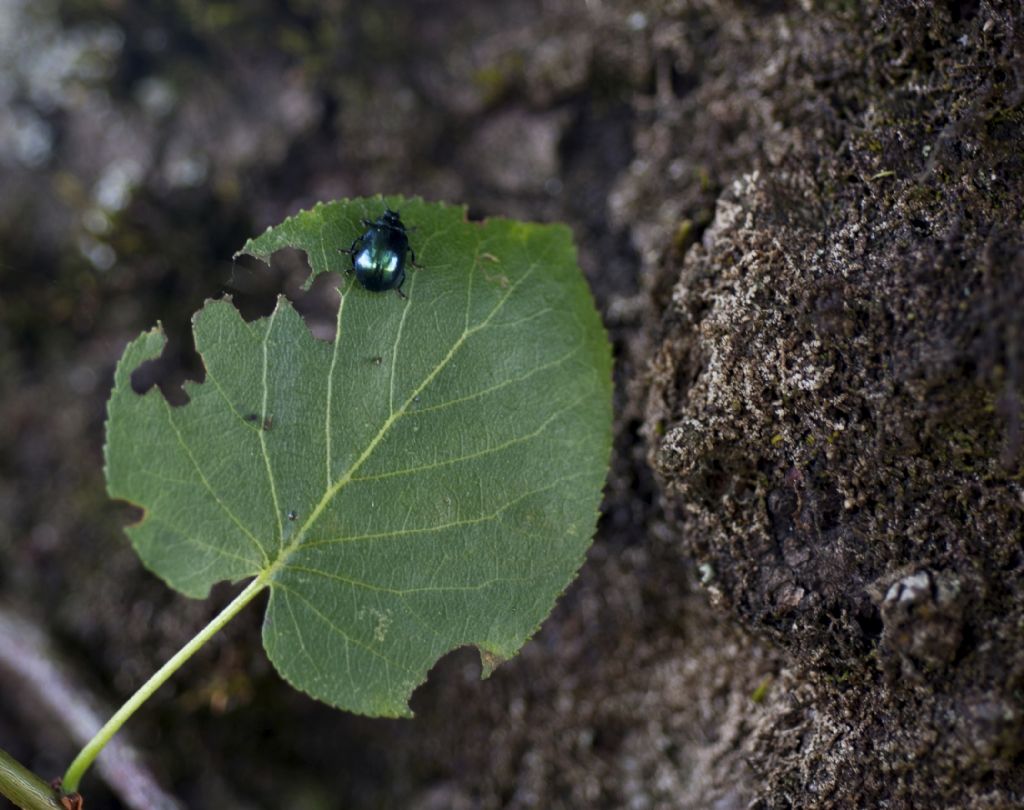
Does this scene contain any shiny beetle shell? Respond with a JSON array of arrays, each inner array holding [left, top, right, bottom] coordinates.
[[340, 209, 419, 297]]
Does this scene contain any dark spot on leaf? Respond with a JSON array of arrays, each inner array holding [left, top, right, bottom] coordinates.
[[244, 412, 273, 430]]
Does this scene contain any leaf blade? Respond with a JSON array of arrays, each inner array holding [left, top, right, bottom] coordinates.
[[107, 197, 612, 714]]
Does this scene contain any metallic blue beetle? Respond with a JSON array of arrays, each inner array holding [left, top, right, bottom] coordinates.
[[339, 209, 419, 297]]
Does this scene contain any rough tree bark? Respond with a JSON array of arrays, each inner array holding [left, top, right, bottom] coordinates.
[[638, 2, 1024, 806]]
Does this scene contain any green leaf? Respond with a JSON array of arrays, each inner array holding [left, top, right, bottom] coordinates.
[[105, 196, 612, 717]]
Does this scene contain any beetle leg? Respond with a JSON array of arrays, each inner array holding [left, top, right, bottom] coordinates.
[[394, 285, 407, 299], [408, 248, 423, 269], [338, 237, 360, 258]]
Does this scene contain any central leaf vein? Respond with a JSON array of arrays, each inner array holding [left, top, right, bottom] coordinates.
[[282, 247, 544, 563], [282, 564, 532, 596]]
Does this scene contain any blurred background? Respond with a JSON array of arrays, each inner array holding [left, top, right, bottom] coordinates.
[[3, 1, 1022, 808], [0, 1, 666, 807]]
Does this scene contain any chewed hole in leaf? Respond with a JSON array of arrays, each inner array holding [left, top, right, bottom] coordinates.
[[227, 247, 303, 320], [112, 500, 146, 529], [281, 267, 345, 343], [231, 246, 344, 341], [128, 332, 203, 407], [129, 263, 344, 409], [106, 196, 613, 715]]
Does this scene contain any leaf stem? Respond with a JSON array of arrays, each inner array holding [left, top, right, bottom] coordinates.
[[62, 575, 269, 793], [0, 748, 61, 809]]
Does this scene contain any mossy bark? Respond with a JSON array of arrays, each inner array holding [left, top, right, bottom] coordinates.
[[639, 1, 1024, 805]]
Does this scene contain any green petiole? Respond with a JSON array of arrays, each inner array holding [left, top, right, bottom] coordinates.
[[61, 574, 269, 793]]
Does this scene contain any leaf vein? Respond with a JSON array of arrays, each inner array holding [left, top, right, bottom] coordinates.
[[272, 581, 412, 674], [353, 391, 587, 483], [281, 588, 325, 684], [317, 217, 330, 277], [412, 342, 584, 416], [388, 265, 416, 417], [325, 289, 347, 487], [298, 471, 590, 550], [260, 305, 286, 550], [202, 364, 265, 430], [147, 513, 259, 569], [160, 401, 268, 566], [282, 564, 525, 596], [288, 247, 545, 552]]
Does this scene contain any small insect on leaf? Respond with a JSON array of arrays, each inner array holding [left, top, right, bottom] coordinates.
[[339, 209, 420, 298], [106, 196, 613, 717]]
